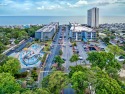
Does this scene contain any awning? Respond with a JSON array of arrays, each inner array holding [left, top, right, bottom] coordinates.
[[83, 38, 87, 42]]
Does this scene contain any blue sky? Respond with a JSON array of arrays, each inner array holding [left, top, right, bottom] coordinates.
[[0, 0, 125, 16]]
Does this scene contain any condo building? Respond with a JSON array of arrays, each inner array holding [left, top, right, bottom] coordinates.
[[70, 23, 96, 42], [35, 22, 59, 41], [87, 7, 99, 28]]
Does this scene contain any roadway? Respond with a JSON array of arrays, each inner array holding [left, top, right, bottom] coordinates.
[[61, 26, 75, 94], [6, 37, 33, 56], [42, 26, 62, 77], [62, 26, 73, 72]]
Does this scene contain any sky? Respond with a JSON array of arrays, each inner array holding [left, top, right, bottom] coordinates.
[[0, 0, 125, 16]]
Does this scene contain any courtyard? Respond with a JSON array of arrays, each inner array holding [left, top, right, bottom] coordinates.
[[9, 43, 44, 69]]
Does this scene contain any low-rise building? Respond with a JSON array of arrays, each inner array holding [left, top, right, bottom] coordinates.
[[35, 22, 59, 41], [70, 23, 96, 42]]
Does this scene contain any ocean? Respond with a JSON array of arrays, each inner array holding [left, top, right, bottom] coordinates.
[[0, 16, 125, 26]]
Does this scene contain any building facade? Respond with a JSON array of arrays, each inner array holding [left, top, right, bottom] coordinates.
[[87, 7, 99, 28], [70, 23, 96, 42], [35, 22, 59, 41]]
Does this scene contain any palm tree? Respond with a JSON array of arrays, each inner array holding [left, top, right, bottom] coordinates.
[[70, 54, 79, 65]]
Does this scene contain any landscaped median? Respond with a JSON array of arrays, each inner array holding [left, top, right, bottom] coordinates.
[[43, 40, 52, 52]]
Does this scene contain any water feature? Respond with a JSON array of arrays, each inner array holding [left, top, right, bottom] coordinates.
[[19, 44, 44, 66]]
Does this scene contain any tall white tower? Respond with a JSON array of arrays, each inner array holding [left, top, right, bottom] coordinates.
[[87, 7, 99, 28]]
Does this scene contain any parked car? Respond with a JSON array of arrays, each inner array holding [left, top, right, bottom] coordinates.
[[53, 40, 56, 42], [70, 45, 72, 47], [76, 50, 79, 53], [78, 56, 83, 60], [62, 58, 66, 61]]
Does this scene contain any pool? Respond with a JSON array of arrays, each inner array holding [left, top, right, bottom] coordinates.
[[19, 44, 44, 66], [31, 44, 40, 50]]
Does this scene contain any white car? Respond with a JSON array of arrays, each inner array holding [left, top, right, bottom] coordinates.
[[116, 56, 125, 62], [79, 56, 83, 60]]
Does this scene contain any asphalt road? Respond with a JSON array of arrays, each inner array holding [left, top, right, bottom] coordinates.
[[62, 26, 73, 72], [43, 26, 62, 77], [61, 26, 75, 94], [6, 37, 33, 56]]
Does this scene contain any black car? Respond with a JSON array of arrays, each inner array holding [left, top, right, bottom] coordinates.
[[76, 50, 79, 53], [62, 58, 66, 61], [53, 40, 56, 42], [70, 45, 72, 47]]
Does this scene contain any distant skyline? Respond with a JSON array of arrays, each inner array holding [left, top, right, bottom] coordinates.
[[0, 0, 125, 16]]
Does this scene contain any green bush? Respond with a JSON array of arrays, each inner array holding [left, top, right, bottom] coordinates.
[[31, 69, 38, 81], [41, 53, 47, 63], [59, 50, 63, 56], [14, 40, 20, 44], [14, 71, 28, 79]]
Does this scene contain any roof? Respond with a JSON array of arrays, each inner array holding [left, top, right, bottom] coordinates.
[[36, 22, 58, 33], [70, 24, 95, 32], [36, 26, 54, 33]]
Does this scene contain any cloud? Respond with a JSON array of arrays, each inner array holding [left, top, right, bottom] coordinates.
[[67, 0, 88, 8], [37, 5, 62, 10], [37, 6, 45, 10], [90, 0, 125, 6], [36, 1, 62, 10], [0, 0, 125, 16]]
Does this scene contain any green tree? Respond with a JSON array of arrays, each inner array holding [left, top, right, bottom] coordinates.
[[35, 88, 50, 94], [90, 67, 125, 94], [0, 73, 21, 94], [71, 71, 89, 94], [31, 69, 38, 81], [54, 55, 64, 68], [95, 75, 125, 94], [103, 37, 110, 44], [106, 45, 124, 57], [110, 35, 115, 40], [42, 71, 69, 94], [69, 65, 88, 78], [0, 42, 6, 53], [1, 57, 21, 75], [59, 50, 63, 56], [21, 90, 36, 94], [70, 54, 79, 65], [0, 54, 7, 65], [123, 60, 125, 69], [87, 51, 121, 70], [72, 42, 77, 46]]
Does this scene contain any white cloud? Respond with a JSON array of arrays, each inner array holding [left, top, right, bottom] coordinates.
[[67, 0, 88, 8], [77, 0, 88, 5], [90, 0, 119, 6], [37, 5, 62, 10], [37, 6, 45, 10]]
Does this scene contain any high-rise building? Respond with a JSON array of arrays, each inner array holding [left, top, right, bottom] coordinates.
[[87, 7, 99, 28]]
